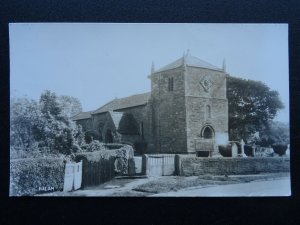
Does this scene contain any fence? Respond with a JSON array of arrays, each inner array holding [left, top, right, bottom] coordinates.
[[142, 154, 175, 176], [80, 157, 115, 188]]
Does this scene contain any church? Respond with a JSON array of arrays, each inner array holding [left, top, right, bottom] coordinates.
[[72, 52, 229, 155]]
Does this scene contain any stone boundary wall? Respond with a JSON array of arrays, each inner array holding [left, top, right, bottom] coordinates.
[[175, 155, 290, 176]]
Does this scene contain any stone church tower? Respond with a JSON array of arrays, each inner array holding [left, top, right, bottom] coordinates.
[[149, 52, 228, 154]]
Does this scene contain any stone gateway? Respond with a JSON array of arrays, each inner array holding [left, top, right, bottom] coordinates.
[[72, 52, 229, 154]]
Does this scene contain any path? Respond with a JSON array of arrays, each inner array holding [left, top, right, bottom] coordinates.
[[152, 177, 291, 197]]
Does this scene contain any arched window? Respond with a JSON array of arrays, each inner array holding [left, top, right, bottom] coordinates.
[[206, 105, 211, 119], [201, 126, 215, 139]]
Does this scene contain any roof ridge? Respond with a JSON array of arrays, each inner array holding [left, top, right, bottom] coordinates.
[[155, 54, 222, 73], [92, 92, 150, 115], [92, 98, 117, 114]]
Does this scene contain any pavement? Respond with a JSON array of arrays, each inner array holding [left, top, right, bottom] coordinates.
[[152, 177, 291, 197], [37, 174, 291, 197]]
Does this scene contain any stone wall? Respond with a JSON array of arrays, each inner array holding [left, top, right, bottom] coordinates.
[[75, 118, 93, 132], [185, 67, 227, 98], [175, 155, 290, 176], [92, 112, 118, 142], [150, 68, 187, 153], [185, 67, 228, 153]]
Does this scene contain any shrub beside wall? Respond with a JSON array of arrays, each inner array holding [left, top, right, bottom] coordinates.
[[10, 158, 65, 196], [175, 156, 290, 176]]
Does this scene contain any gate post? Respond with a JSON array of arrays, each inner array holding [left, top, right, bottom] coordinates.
[[142, 154, 149, 175], [174, 155, 181, 176]]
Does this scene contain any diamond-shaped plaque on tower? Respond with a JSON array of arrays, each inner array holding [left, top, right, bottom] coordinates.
[[200, 76, 213, 92]]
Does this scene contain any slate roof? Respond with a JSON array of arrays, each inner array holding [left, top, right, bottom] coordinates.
[[92, 92, 150, 115], [71, 111, 92, 121], [155, 53, 222, 73]]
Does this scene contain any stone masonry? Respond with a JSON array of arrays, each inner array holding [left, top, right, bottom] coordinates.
[[72, 52, 229, 154]]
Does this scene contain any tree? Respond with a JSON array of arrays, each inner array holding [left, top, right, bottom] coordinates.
[[58, 95, 82, 118], [10, 97, 42, 149], [40, 90, 61, 119], [227, 76, 284, 141], [257, 121, 290, 147], [10, 91, 85, 156]]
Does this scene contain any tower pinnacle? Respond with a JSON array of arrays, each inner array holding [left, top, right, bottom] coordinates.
[[151, 61, 155, 74], [222, 58, 226, 72]]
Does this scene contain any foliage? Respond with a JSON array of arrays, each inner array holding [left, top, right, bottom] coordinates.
[[118, 113, 139, 135], [257, 121, 289, 147], [10, 97, 42, 149], [10, 90, 85, 157], [58, 95, 83, 118], [218, 144, 232, 157], [40, 90, 62, 119], [272, 143, 288, 156], [84, 130, 100, 143], [84, 140, 106, 152], [115, 145, 135, 175], [244, 145, 255, 157], [134, 140, 148, 155], [10, 157, 65, 196], [227, 76, 284, 141]]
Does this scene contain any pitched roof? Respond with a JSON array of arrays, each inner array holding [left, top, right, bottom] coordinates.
[[92, 92, 150, 115], [155, 53, 222, 73], [109, 111, 123, 129], [71, 111, 92, 121]]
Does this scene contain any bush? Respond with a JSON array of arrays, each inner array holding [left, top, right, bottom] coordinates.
[[118, 113, 139, 135], [115, 145, 135, 175], [104, 143, 124, 150], [134, 140, 148, 155], [244, 145, 255, 157], [218, 144, 232, 157], [84, 130, 100, 144], [71, 144, 82, 153], [272, 143, 288, 156], [10, 157, 65, 196], [81, 140, 105, 152]]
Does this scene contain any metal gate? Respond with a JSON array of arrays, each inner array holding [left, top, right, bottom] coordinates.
[[63, 161, 82, 192], [146, 154, 175, 176]]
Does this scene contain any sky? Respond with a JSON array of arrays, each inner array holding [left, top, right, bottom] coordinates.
[[9, 23, 289, 122]]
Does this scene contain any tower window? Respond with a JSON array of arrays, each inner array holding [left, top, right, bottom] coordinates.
[[168, 77, 174, 91]]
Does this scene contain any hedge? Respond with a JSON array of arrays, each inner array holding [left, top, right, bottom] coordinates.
[[10, 157, 65, 196]]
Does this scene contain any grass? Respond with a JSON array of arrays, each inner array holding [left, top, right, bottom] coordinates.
[[132, 173, 290, 194]]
